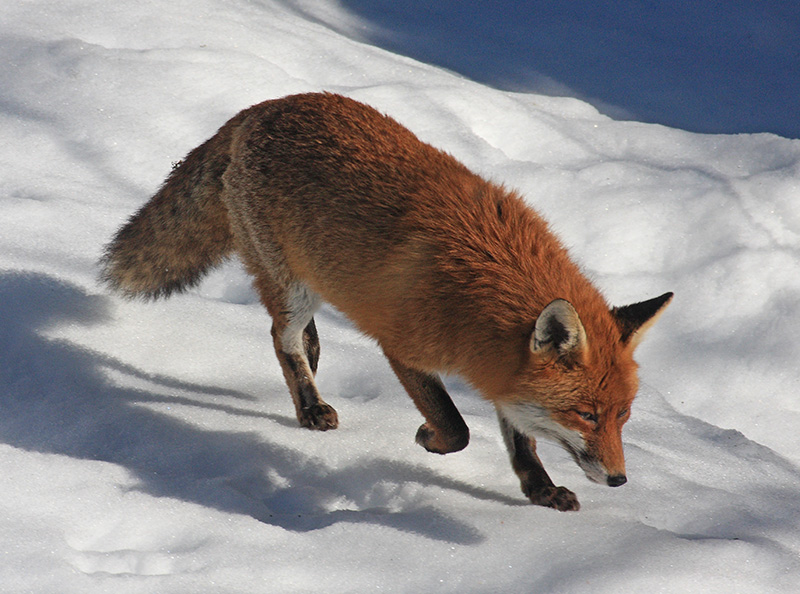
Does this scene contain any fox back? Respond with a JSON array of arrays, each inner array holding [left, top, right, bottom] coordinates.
[[225, 95, 607, 384], [102, 92, 671, 511]]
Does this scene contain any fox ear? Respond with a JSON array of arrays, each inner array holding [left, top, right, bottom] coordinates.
[[612, 292, 673, 348], [531, 299, 588, 363]]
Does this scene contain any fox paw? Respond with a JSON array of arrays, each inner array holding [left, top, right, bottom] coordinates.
[[298, 403, 339, 431], [415, 423, 469, 454], [526, 485, 580, 512]]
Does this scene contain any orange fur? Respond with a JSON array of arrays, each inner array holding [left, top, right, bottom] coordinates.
[[101, 92, 672, 510]]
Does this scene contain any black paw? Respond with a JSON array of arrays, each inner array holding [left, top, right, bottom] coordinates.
[[526, 485, 580, 512], [298, 403, 339, 431]]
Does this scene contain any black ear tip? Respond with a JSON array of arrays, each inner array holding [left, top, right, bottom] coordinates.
[[641, 291, 674, 311], [612, 291, 674, 344]]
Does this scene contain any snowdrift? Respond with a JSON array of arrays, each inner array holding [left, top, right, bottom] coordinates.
[[2, 1, 799, 592]]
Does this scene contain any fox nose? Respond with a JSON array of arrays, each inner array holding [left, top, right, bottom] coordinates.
[[607, 474, 627, 487]]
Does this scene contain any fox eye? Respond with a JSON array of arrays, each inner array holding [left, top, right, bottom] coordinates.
[[578, 411, 598, 423], [618, 409, 629, 419]]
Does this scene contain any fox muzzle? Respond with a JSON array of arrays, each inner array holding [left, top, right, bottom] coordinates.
[[606, 474, 627, 487]]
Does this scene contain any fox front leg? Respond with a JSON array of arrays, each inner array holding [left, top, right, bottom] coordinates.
[[497, 411, 579, 511], [387, 357, 469, 454]]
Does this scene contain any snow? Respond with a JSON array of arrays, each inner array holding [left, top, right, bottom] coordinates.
[[332, 0, 800, 139], [2, 1, 799, 592]]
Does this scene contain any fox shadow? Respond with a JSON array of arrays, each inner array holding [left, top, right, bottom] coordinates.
[[4, 270, 800, 569], [0, 271, 521, 544]]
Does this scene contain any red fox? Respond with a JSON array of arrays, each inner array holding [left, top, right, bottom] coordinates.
[[101, 92, 671, 511]]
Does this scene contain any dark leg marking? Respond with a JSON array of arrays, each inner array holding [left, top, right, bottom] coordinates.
[[387, 357, 469, 454], [272, 324, 338, 431], [303, 318, 320, 375], [498, 413, 579, 511]]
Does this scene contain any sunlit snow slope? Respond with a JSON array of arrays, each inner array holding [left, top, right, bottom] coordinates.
[[2, 1, 799, 592]]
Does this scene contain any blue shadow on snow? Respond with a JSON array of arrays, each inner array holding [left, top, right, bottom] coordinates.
[[339, 0, 800, 138], [0, 271, 520, 544]]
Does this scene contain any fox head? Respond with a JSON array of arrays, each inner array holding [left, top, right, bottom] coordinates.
[[498, 292, 673, 487]]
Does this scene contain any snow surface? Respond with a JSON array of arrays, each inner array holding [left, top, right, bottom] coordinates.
[[330, 0, 800, 138], [2, 1, 800, 592]]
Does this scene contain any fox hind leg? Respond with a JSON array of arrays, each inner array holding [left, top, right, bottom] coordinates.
[[496, 409, 579, 511], [262, 279, 337, 431], [303, 318, 320, 375], [224, 174, 334, 429]]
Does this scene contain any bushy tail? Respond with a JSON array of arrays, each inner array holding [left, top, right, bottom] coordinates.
[[100, 115, 244, 299]]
